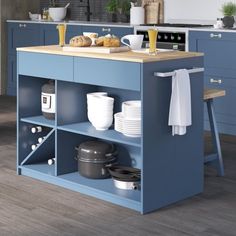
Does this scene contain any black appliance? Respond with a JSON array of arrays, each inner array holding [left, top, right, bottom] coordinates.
[[135, 23, 212, 51]]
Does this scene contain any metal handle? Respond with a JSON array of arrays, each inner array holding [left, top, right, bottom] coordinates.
[[210, 78, 222, 84], [19, 24, 27, 28], [102, 28, 111, 32], [154, 67, 204, 78], [210, 33, 222, 39]]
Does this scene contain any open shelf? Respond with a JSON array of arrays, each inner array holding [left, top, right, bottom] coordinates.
[[57, 122, 141, 147], [20, 163, 55, 176], [21, 115, 55, 128], [19, 163, 141, 211]]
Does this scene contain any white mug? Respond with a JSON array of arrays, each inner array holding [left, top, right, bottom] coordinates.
[[121, 35, 144, 50]]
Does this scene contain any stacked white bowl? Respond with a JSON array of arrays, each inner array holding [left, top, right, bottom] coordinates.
[[87, 92, 114, 131], [114, 100, 141, 137]]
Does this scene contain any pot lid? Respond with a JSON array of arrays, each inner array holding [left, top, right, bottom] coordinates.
[[76, 140, 116, 161]]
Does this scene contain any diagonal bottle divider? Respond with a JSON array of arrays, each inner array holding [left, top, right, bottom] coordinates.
[[21, 129, 55, 166]]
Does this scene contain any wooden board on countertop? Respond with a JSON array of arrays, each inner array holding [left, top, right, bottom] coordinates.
[[17, 45, 203, 63]]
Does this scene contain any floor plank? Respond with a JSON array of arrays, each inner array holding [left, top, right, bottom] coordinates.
[[0, 95, 236, 236]]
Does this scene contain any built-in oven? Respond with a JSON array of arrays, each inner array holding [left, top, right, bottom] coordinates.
[[134, 26, 188, 51], [134, 24, 212, 51]]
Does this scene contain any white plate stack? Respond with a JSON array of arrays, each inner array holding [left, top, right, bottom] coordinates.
[[87, 92, 114, 131], [114, 101, 141, 137]]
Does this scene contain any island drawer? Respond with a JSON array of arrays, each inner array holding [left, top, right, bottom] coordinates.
[[74, 58, 141, 91], [18, 52, 74, 81]]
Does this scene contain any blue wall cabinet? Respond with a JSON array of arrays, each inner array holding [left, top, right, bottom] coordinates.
[[189, 30, 236, 135], [7, 22, 41, 95], [40, 24, 82, 46], [8, 23, 41, 55], [17, 50, 204, 214], [81, 25, 134, 38]]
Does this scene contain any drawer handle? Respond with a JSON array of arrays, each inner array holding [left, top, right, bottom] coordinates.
[[102, 28, 111, 32], [210, 33, 222, 39], [19, 24, 27, 28], [210, 78, 222, 84]]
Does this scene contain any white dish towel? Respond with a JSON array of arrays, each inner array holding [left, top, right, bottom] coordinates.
[[168, 69, 192, 136]]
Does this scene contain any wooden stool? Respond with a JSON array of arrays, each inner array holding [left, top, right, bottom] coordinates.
[[204, 89, 226, 176]]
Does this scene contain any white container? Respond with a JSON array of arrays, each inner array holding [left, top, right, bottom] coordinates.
[[49, 7, 67, 21], [130, 6, 145, 25]]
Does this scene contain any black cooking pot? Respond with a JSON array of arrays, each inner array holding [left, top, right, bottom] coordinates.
[[75, 141, 118, 179]]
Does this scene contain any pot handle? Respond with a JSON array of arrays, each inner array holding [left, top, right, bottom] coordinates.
[[105, 149, 118, 157], [105, 162, 118, 168], [74, 156, 78, 161]]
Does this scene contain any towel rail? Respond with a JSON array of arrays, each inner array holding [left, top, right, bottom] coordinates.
[[154, 67, 204, 78]]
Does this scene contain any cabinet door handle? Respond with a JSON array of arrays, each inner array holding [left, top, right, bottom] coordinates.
[[210, 33, 222, 39], [102, 28, 111, 32], [210, 78, 222, 84], [19, 24, 27, 28]]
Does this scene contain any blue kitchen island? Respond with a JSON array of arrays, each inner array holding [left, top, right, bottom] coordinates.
[[17, 46, 204, 214]]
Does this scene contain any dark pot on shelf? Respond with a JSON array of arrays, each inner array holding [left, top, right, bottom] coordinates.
[[223, 16, 235, 28], [75, 141, 118, 179]]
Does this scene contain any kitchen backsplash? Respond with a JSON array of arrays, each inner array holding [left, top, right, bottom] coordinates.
[[40, 0, 112, 22]]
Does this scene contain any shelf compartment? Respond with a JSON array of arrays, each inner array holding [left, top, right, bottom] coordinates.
[[21, 115, 55, 128], [58, 122, 141, 147], [20, 129, 55, 166], [19, 164, 141, 211], [20, 162, 55, 176]]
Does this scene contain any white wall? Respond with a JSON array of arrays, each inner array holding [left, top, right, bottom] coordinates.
[[165, 0, 235, 23]]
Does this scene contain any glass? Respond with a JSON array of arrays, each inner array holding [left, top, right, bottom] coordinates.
[[148, 29, 158, 55], [57, 24, 67, 47]]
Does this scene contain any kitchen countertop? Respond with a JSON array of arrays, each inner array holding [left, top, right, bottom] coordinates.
[[8, 19, 236, 32], [7, 20, 133, 28], [17, 45, 203, 63]]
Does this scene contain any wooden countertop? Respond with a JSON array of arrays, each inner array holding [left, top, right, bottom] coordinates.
[[17, 45, 203, 63]]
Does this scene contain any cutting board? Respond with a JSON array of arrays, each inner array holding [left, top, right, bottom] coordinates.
[[142, 0, 164, 24], [62, 46, 130, 54]]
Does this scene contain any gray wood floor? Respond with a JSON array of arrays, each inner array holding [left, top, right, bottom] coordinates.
[[0, 95, 236, 236]]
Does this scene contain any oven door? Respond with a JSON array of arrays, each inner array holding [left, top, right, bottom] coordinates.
[[136, 30, 186, 51]]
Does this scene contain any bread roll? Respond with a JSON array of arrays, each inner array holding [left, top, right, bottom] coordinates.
[[69, 36, 92, 47], [103, 37, 120, 47], [95, 37, 105, 46]]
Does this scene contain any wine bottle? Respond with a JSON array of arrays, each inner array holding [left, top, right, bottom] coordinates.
[[48, 158, 56, 166], [38, 136, 46, 144], [31, 126, 42, 134], [31, 144, 38, 151]]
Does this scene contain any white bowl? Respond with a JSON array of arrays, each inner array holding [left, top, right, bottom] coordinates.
[[29, 12, 41, 21], [49, 7, 67, 21], [91, 116, 113, 131], [87, 92, 108, 100], [114, 112, 123, 133], [122, 100, 141, 119]]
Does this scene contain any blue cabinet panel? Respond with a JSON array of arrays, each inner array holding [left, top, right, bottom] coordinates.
[[40, 24, 82, 46], [189, 30, 236, 135], [8, 23, 41, 55], [18, 52, 74, 81], [7, 54, 17, 96], [205, 74, 236, 119], [74, 57, 141, 91], [81, 25, 133, 38]]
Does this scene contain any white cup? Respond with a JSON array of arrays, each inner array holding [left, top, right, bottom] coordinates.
[[121, 35, 144, 50]]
